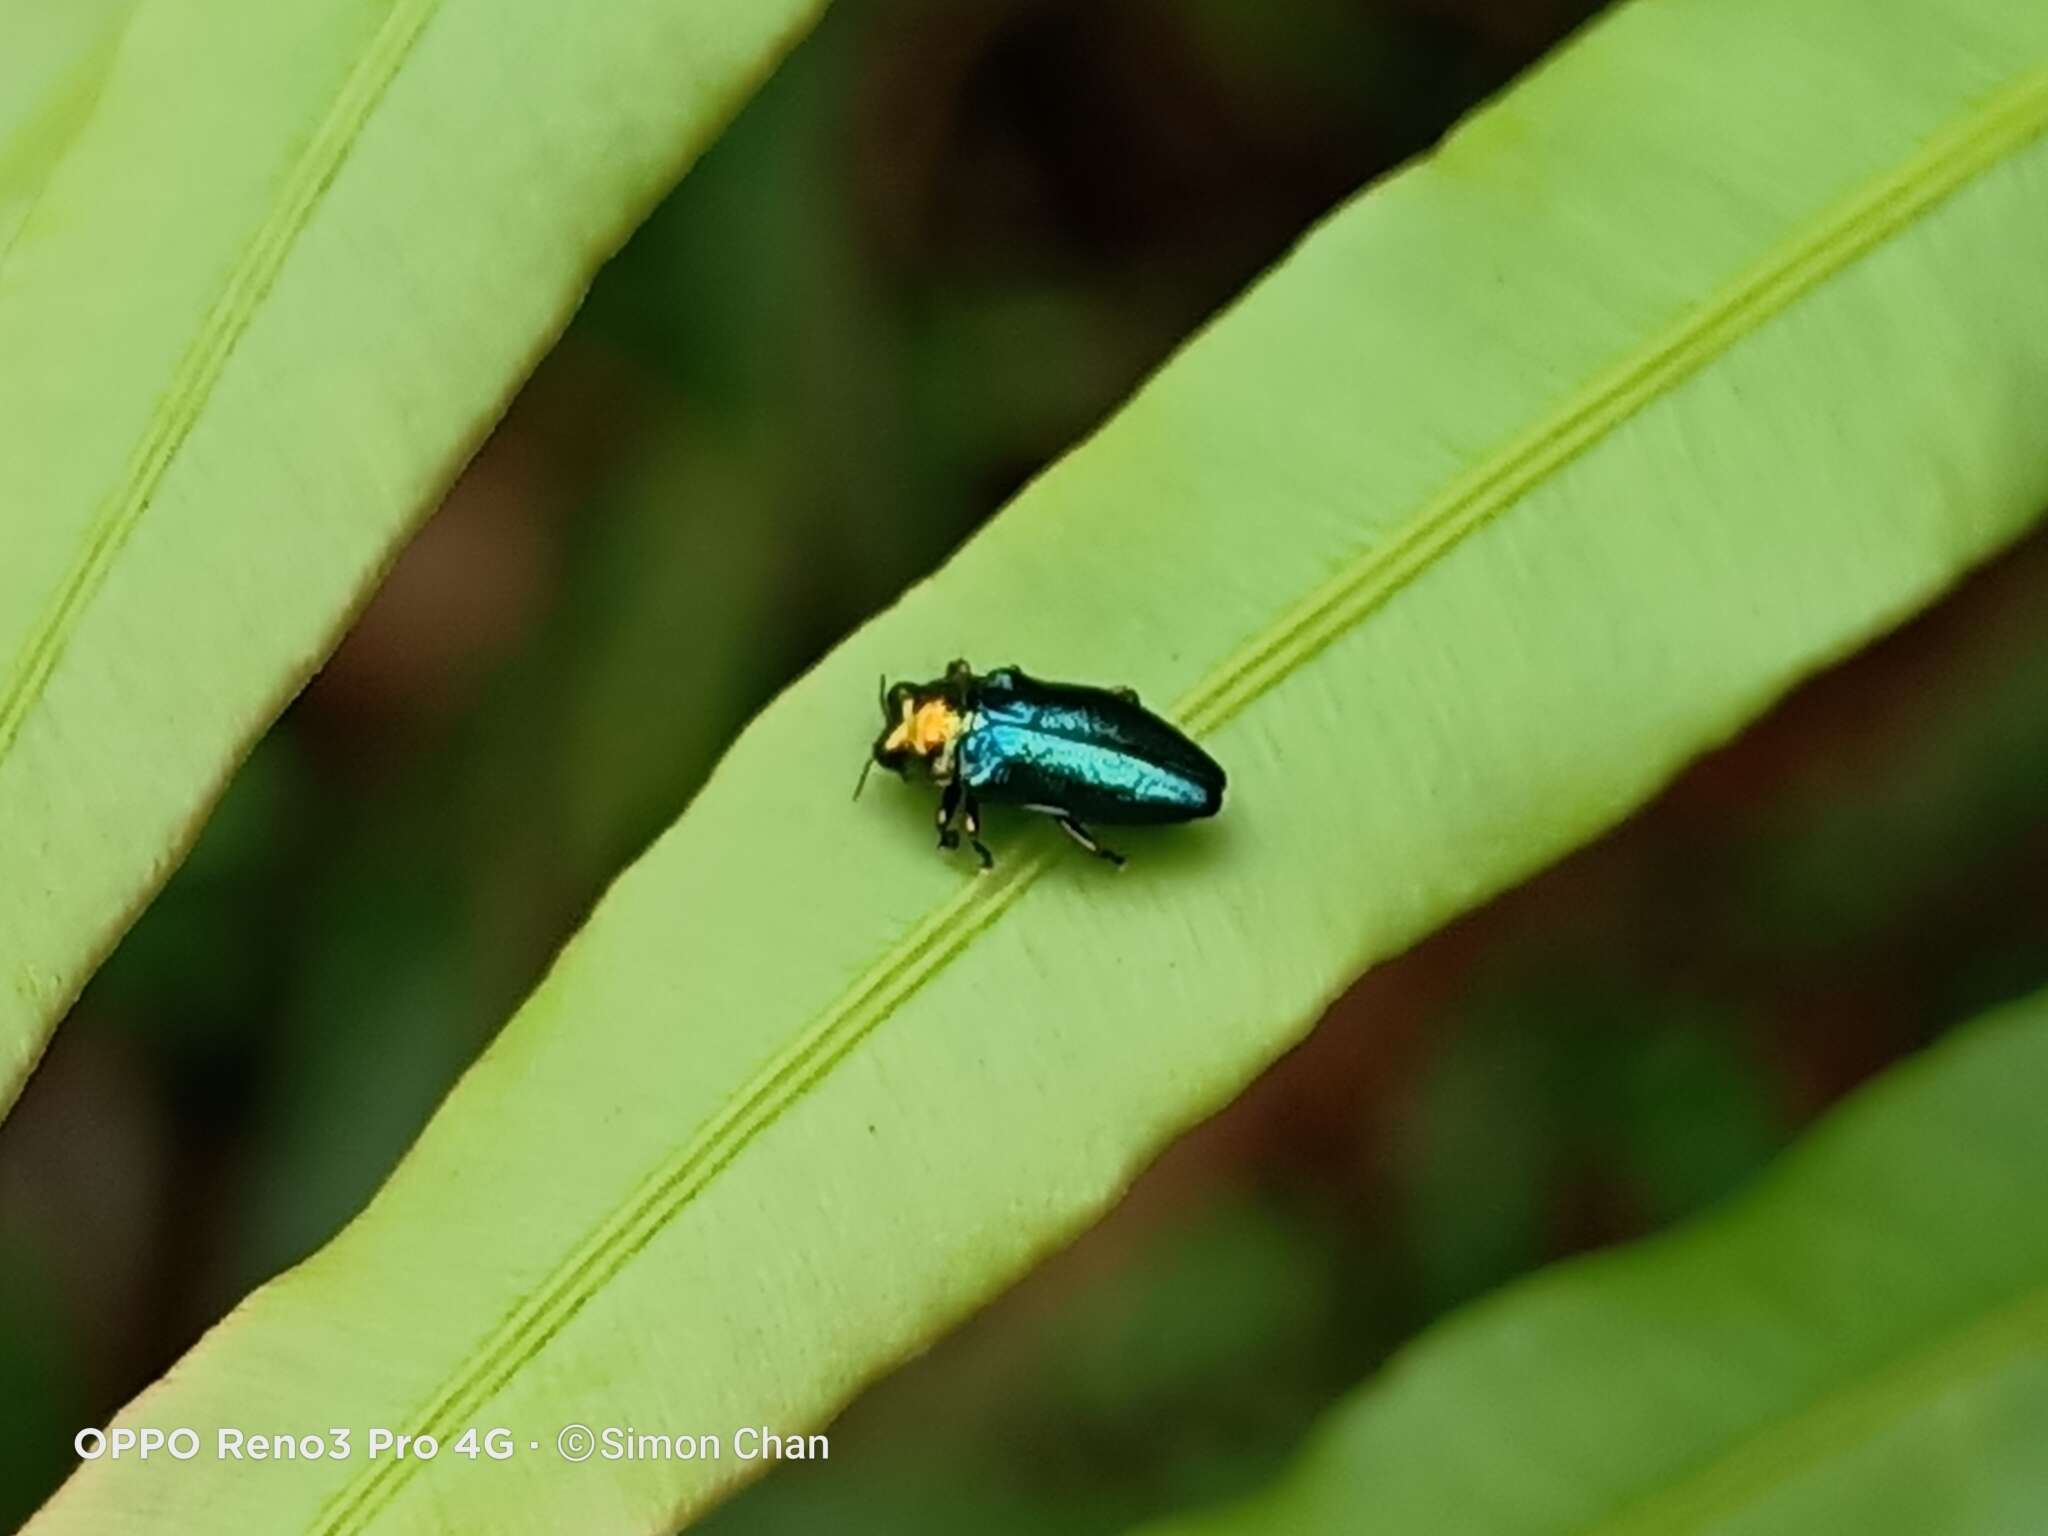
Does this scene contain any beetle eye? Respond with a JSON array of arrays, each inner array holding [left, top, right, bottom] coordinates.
[[883, 683, 913, 720]]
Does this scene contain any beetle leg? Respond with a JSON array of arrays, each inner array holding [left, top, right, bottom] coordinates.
[[1112, 685, 1140, 703], [936, 779, 963, 853], [1057, 815, 1125, 868], [963, 794, 994, 871]]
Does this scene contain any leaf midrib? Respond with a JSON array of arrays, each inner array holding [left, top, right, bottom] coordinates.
[[0, 0, 444, 768], [289, 58, 2048, 1536], [1583, 1275, 2048, 1534]]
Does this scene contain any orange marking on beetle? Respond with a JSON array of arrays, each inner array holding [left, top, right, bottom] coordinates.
[[883, 695, 964, 760]]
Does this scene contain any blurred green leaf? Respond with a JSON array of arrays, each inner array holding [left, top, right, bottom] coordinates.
[[1394, 978, 1781, 1309], [0, 1236, 81, 1533], [0, 0, 828, 1115], [1396, 1018, 1560, 1308], [1135, 985, 2048, 1536], [29, 0, 2048, 1530]]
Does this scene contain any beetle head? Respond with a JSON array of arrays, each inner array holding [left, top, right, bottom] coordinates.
[[855, 677, 919, 798]]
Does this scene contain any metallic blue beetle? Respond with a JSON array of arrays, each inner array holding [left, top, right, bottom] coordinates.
[[860, 659, 1226, 868]]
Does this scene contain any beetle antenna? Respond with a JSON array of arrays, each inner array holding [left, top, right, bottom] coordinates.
[[854, 672, 894, 801]]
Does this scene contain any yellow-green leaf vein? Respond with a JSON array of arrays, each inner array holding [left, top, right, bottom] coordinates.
[[0, 0, 440, 766]]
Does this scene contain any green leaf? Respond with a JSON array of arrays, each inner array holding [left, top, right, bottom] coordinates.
[[0, 0, 828, 1114], [0, 2, 136, 253], [1134, 985, 2048, 1536], [31, 0, 2048, 1530]]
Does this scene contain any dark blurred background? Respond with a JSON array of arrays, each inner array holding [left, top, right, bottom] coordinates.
[[4, 0, 2046, 1529]]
